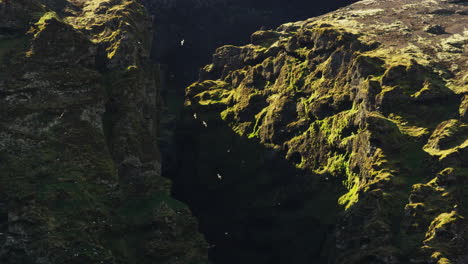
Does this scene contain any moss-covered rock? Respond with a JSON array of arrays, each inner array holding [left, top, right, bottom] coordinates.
[[181, 0, 468, 263], [0, 0, 208, 263]]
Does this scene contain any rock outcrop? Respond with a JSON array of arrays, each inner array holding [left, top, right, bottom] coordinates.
[[181, 0, 468, 263], [0, 0, 207, 263]]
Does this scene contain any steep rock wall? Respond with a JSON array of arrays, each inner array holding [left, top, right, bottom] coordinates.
[[181, 0, 468, 263], [0, 0, 207, 263]]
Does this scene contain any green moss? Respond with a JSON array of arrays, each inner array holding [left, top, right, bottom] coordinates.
[[247, 107, 267, 139], [36, 11, 60, 24], [126, 65, 139, 72], [34, 11, 61, 34], [294, 47, 310, 57], [424, 119, 468, 159], [287, 59, 309, 93], [195, 89, 232, 106], [315, 153, 348, 176], [424, 211, 461, 243], [337, 158, 360, 210], [316, 109, 357, 145]]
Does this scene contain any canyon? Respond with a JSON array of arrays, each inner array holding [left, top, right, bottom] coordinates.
[[0, 0, 467, 264]]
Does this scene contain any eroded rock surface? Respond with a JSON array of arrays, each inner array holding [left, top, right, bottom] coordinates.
[[0, 0, 207, 263], [182, 0, 467, 263]]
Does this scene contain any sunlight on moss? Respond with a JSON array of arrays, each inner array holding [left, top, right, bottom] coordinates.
[[338, 167, 360, 210]]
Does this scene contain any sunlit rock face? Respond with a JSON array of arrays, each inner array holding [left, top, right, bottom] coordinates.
[[0, 1, 207, 263], [181, 0, 468, 263]]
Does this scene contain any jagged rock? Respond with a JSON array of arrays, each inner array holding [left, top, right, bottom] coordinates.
[[182, 0, 468, 263]]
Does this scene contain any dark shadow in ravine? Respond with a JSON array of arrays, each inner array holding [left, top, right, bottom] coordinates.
[[169, 106, 343, 264], [143, 1, 361, 263]]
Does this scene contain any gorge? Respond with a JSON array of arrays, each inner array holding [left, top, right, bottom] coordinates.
[[0, 0, 467, 264]]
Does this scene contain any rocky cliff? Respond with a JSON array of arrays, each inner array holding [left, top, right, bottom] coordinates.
[[181, 0, 468, 263], [1, 0, 467, 263], [0, 0, 207, 263]]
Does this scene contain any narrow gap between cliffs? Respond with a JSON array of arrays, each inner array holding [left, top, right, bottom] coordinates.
[[142, 1, 359, 263]]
